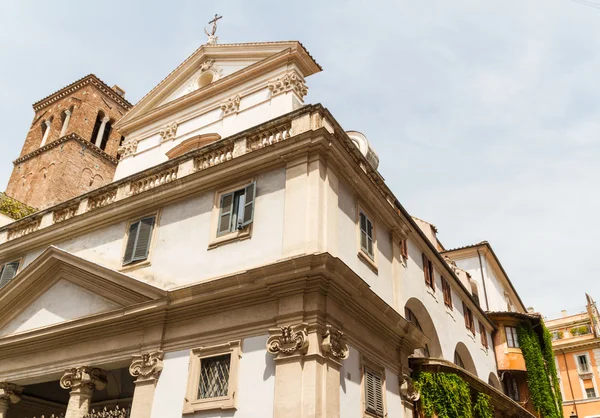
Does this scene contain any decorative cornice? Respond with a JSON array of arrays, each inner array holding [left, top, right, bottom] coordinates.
[[129, 351, 164, 382], [32, 74, 132, 112], [159, 122, 178, 143], [0, 382, 23, 405], [321, 325, 349, 360], [219, 95, 241, 116], [117, 139, 138, 159], [13, 133, 118, 166], [268, 72, 308, 98], [266, 324, 309, 356], [60, 366, 107, 392]]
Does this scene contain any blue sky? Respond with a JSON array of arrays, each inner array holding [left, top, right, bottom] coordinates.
[[1, 0, 599, 318]]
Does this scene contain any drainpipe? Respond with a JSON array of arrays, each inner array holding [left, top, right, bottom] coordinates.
[[562, 349, 578, 417], [476, 249, 490, 311]]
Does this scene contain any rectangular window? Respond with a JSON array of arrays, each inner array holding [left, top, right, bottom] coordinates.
[[0, 260, 20, 288], [198, 354, 231, 399], [185, 341, 241, 413], [586, 387, 596, 398], [400, 238, 408, 259], [364, 368, 384, 417], [462, 302, 475, 334], [577, 354, 590, 373], [503, 375, 520, 402], [480, 322, 488, 348], [123, 216, 156, 266], [217, 182, 255, 236], [506, 326, 519, 348], [442, 277, 452, 308], [359, 212, 374, 259], [422, 254, 435, 290]]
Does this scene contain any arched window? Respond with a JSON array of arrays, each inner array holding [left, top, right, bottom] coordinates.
[[91, 111, 112, 150], [198, 71, 215, 88], [40, 116, 53, 147], [405, 307, 431, 357], [454, 351, 465, 369], [59, 107, 74, 137]]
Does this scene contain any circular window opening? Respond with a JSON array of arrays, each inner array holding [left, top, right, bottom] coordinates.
[[198, 72, 214, 88]]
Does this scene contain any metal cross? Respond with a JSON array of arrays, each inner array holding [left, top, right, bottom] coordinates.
[[207, 14, 222, 36]]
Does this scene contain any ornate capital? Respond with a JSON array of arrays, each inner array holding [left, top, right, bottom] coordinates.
[[129, 351, 164, 382], [266, 324, 309, 356], [321, 325, 349, 360], [399, 374, 420, 401], [268, 72, 308, 99], [60, 367, 107, 392], [159, 122, 178, 143], [117, 139, 138, 158], [220, 95, 241, 116], [0, 382, 23, 405]]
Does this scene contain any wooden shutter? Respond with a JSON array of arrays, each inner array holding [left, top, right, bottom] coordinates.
[[401, 239, 408, 259], [218, 192, 235, 235], [132, 216, 155, 262], [365, 369, 383, 416], [123, 221, 140, 265], [422, 254, 429, 286], [463, 301, 469, 329], [0, 261, 20, 288], [240, 182, 256, 228]]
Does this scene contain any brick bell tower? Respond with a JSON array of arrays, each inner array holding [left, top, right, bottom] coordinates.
[[4, 74, 132, 210]]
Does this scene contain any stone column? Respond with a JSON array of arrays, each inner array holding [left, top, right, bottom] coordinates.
[[129, 351, 164, 418], [0, 383, 23, 418], [60, 109, 72, 137], [40, 119, 52, 147], [60, 367, 107, 418], [94, 117, 110, 148]]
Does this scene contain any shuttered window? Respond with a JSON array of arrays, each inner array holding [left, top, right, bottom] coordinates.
[[123, 216, 156, 265], [480, 322, 488, 348], [0, 261, 20, 288], [463, 302, 475, 334], [364, 368, 384, 416], [422, 254, 435, 289], [400, 238, 408, 259], [442, 277, 452, 308], [217, 182, 256, 236], [359, 212, 374, 259]]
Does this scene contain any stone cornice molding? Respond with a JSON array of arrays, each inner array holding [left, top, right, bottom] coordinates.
[[129, 351, 164, 382], [266, 324, 309, 356], [32, 74, 132, 112], [321, 325, 349, 360], [60, 366, 107, 392], [13, 133, 118, 166], [117, 139, 138, 159], [0, 382, 23, 404]]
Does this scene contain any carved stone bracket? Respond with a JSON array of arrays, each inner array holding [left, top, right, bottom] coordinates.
[[399, 374, 420, 401], [220, 95, 241, 116], [117, 139, 138, 158], [159, 122, 178, 143], [321, 325, 349, 360], [199, 59, 215, 73], [268, 72, 308, 99], [266, 324, 309, 356], [60, 367, 107, 393], [129, 351, 164, 382], [0, 382, 23, 405]]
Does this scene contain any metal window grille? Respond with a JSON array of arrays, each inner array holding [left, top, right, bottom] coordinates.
[[198, 354, 231, 399]]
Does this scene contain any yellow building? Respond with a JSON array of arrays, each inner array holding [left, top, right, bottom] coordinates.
[[547, 294, 600, 418]]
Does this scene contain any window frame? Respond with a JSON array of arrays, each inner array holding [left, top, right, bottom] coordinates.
[[184, 340, 241, 414], [356, 203, 378, 271], [505, 326, 519, 348], [422, 254, 435, 290], [361, 357, 386, 418], [462, 302, 475, 335], [0, 259, 22, 289], [441, 276, 452, 309], [400, 238, 408, 260], [120, 212, 159, 270], [575, 353, 592, 374], [479, 322, 488, 349], [503, 374, 520, 402], [209, 180, 256, 249]]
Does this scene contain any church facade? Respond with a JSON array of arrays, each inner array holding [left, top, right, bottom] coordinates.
[[0, 35, 553, 418]]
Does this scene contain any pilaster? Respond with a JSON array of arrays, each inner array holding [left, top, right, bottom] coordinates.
[[60, 367, 107, 418], [129, 351, 164, 418]]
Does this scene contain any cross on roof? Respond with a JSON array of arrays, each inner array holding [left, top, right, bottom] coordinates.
[[204, 14, 222, 45]]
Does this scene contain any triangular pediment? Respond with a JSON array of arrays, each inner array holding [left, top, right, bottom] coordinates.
[[0, 246, 166, 336], [115, 41, 321, 134]]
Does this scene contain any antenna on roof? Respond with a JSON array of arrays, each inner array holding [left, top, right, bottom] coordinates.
[[204, 14, 222, 45]]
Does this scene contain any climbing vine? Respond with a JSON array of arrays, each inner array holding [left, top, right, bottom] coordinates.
[[0, 193, 36, 220], [517, 322, 563, 418], [542, 321, 563, 415], [414, 372, 493, 418]]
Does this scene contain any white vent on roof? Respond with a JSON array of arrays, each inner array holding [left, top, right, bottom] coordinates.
[[346, 131, 379, 170]]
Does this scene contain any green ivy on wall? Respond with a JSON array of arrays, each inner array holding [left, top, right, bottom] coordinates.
[[517, 322, 563, 418], [0, 193, 36, 220], [414, 372, 493, 418]]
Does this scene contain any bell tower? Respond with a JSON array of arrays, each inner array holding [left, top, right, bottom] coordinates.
[[4, 74, 132, 210]]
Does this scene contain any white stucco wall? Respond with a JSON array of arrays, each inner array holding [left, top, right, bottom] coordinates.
[[151, 335, 274, 418], [0, 279, 119, 336], [0, 213, 14, 228], [340, 345, 361, 418]]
